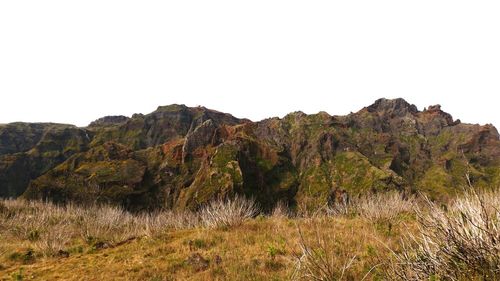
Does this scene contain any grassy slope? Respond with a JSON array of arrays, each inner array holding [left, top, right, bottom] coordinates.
[[0, 217, 412, 281]]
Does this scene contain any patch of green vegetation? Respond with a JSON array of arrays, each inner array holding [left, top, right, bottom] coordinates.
[[267, 243, 286, 259], [75, 160, 145, 184], [183, 238, 218, 250], [27, 230, 40, 242], [398, 134, 426, 162], [332, 152, 392, 194], [11, 268, 24, 281], [67, 245, 84, 254], [212, 144, 239, 168], [8, 249, 35, 264], [300, 163, 333, 198], [482, 166, 500, 189], [417, 164, 455, 200], [264, 160, 298, 193]]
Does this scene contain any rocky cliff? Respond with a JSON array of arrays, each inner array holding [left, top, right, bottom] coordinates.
[[1, 99, 499, 210]]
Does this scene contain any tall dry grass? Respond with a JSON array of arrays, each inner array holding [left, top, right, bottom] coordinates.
[[199, 195, 259, 229], [290, 191, 414, 281], [76, 204, 143, 245], [292, 226, 359, 281], [323, 191, 416, 221], [0, 195, 261, 256], [389, 188, 500, 280], [356, 191, 416, 222], [271, 200, 291, 219]]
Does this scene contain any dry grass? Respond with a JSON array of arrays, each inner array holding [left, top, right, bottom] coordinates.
[[4, 189, 499, 280], [77, 204, 140, 245], [356, 191, 416, 222], [292, 225, 359, 281], [0, 199, 202, 258], [0, 195, 412, 280], [1, 200, 76, 256], [389, 188, 500, 280], [323, 191, 416, 222], [0, 196, 260, 257], [199, 195, 259, 229], [1, 215, 402, 281], [270, 200, 291, 219], [290, 193, 415, 281], [138, 210, 200, 237]]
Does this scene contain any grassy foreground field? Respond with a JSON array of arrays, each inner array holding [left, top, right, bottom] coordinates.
[[1, 190, 500, 280], [0, 217, 407, 280]]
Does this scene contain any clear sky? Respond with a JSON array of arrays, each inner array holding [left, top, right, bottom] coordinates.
[[0, 1, 499, 128]]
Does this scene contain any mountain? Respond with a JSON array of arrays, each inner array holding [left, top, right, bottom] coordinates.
[[1, 99, 499, 211]]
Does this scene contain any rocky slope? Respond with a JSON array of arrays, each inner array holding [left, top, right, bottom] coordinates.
[[1, 99, 498, 210]]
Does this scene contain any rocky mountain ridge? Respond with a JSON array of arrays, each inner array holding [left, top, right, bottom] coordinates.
[[1, 98, 498, 211]]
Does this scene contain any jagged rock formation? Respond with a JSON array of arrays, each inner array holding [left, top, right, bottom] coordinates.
[[1, 99, 499, 210]]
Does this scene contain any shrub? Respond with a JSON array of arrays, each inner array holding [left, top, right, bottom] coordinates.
[[200, 195, 259, 229], [33, 221, 72, 257], [76, 205, 140, 245]]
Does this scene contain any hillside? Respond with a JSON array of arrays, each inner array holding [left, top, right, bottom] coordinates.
[[1, 98, 499, 210]]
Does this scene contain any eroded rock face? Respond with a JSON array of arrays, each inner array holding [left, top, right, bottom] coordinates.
[[0, 99, 498, 210], [182, 119, 217, 163], [0, 124, 91, 197], [0, 123, 55, 156], [416, 105, 457, 136], [23, 142, 146, 206]]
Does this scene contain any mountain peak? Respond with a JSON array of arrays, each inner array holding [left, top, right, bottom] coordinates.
[[155, 104, 189, 112], [366, 98, 418, 115], [88, 115, 130, 127]]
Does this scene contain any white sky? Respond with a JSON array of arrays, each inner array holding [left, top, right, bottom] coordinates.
[[0, 1, 499, 128]]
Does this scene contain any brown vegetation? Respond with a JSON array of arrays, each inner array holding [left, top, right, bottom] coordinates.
[[389, 189, 500, 280], [1, 189, 500, 280]]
